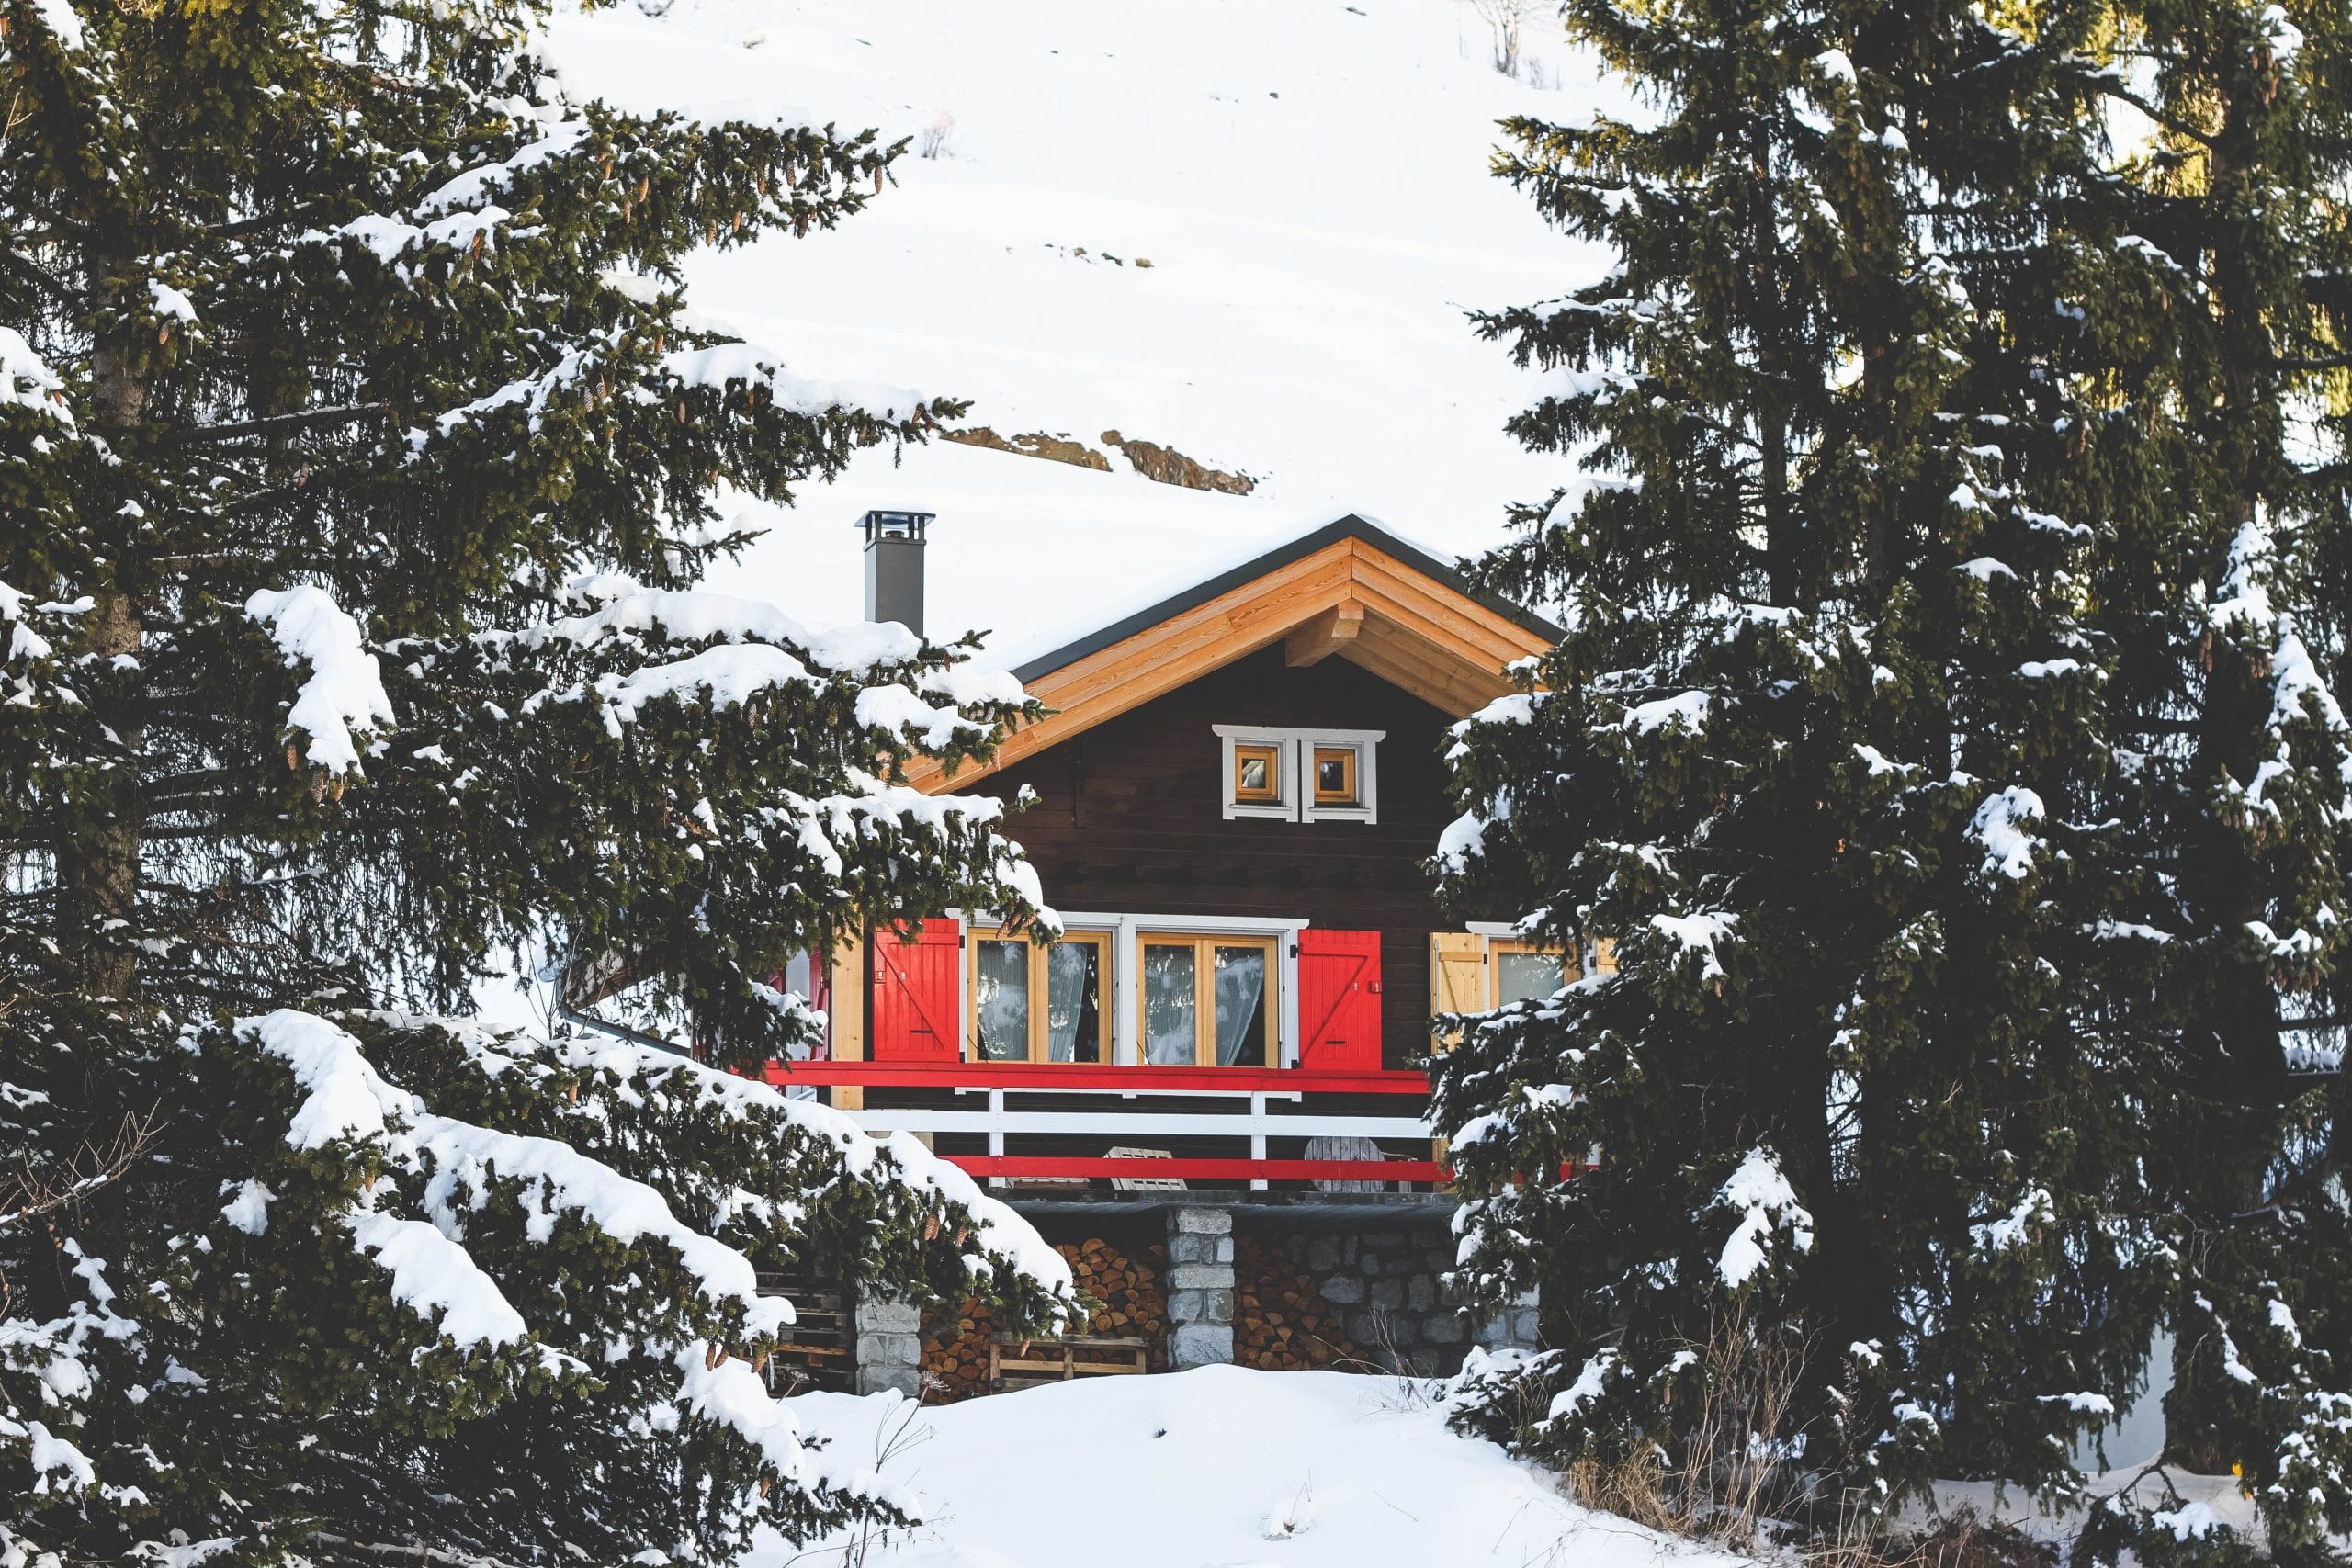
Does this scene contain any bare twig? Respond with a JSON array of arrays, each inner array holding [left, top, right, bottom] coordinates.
[[0, 1103, 164, 1233], [178, 402, 394, 445]]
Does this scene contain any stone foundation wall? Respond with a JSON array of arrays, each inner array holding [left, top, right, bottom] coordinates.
[[866, 1204, 1537, 1393], [1165, 1206, 1236, 1368], [854, 1293, 922, 1397], [1261, 1221, 1469, 1377]]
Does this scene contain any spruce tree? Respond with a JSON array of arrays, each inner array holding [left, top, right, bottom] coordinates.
[[2069, 1, 2352, 1557], [1428, 0, 2303, 1530], [1, 0, 1072, 1562]]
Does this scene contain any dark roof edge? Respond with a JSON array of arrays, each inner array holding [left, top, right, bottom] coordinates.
[[1009, 513, 1564, 684]]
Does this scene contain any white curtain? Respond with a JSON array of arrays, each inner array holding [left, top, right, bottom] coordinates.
[[1212, 948, 1266, 1066], [1044, 942, 1099, 1063], [1143, 945, 1195, 1064]]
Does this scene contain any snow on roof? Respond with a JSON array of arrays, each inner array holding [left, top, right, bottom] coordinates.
[[700, 439, 1528, 676], [1000, 512, 1561, 681]]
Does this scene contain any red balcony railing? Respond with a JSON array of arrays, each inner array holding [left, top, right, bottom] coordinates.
[[763, 1060, 1441, 1190], [761, 1060, 1430, 1094]]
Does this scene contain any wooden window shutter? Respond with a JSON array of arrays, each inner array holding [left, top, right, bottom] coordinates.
[[871, 919, 962, 1062], [1428, 931, 1489, 1051], [1297, 929, 1382, 1072], [807, 956, 831, 1059]]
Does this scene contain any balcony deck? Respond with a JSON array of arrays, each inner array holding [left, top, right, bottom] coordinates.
[[763, 1060, 1444, 1190]]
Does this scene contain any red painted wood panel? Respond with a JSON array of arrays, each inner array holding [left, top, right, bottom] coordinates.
[[763, 1059, 1429, 1094], [766, 954, 831, 1060], [807, 955, 830, 1060], [871, 919, 961, 1062], [1297, 928, 1383, 1073]]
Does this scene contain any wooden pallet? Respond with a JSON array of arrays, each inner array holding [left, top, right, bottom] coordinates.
[[756, 1269, 854, 1394], [988, 1334, 1152, 1393]]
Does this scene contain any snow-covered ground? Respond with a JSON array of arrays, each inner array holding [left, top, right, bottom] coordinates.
[[777, 1365, 1745, 1568], [542, 0, 1621, 644]]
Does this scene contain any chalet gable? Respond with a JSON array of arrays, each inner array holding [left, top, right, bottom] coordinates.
[[909, 515, 1558, 793]]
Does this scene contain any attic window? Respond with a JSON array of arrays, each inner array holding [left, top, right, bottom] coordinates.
[[1233, 743, 1283, 806], [1213, 726, 1384, 823], [1312, 745, 1359, 807]]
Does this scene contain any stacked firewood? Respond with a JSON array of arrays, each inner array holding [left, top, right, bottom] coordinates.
[[920, 1236, 1170, 1401], [1067, 1235, 1170, 1342], [918, 1298, 1000, 1401], [1232, 1234, 1367, 1371]]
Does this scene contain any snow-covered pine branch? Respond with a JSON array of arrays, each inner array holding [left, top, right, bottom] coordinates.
[[1, 0, 1069, 1561]]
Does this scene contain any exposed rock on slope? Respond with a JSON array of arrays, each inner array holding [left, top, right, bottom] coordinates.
[[1102, 429, 1258, 494], [944, 424, 1258, 494], [943, 425, 1112, 471]]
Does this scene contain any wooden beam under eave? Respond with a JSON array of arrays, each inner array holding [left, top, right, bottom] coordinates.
[[1283, 600, 1365, 666], [1344, 547, 1552, 668], [1339, 645, 1505, 718], [904, 545, 1364, 791], [901, 535, 1555, 792], [1343, 614, 1517, 716]]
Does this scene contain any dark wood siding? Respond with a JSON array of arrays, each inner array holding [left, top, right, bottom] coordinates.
[[952, 648, 1457, 1069]]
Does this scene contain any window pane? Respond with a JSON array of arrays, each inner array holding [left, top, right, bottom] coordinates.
[[1314, 747, 1354, 803], [1142, 944, 1197, 1065], [1496, 950, 1562, 1006], [1212, 945, 1268, 1066], [1234, 743, 1281, 803], [1044, 942, 1102, 1064], [975, 940, 1030, 1061]]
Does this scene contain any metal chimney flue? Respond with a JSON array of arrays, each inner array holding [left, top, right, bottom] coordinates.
[[858, 509, 932, 635]]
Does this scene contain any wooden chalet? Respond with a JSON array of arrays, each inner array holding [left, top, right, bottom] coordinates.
[[765, 513, 1576, 1200]]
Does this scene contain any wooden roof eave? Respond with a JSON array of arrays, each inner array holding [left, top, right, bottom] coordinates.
[[902, 527, 1555, 795]]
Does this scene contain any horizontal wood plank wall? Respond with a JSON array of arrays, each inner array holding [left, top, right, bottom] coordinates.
[[956, 648, 1456, 1069]]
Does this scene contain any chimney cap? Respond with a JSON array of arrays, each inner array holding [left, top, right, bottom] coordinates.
[[857, 509, 933, 544]]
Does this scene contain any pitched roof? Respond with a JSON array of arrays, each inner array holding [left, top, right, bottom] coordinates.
[[1011, 513, 1561, 682], [910, 513, 1560, 792]]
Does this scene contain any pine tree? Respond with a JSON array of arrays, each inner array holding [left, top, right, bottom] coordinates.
[[2067, 1, 2352, 1557], [1, 0, 1073, 1562], [1428, 0, 2294, 1530]]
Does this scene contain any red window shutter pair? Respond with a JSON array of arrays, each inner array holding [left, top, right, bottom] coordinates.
[[871, 919, 962, 1062], [871, 921, 1385, 1070], [1298, 928, 1382, 1072]]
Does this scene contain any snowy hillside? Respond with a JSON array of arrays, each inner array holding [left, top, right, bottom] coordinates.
[[775, 1366, 1747, 1568], [542, 0, 1619, 641]]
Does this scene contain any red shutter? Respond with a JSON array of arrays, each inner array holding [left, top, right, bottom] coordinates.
[[806, 954, 831, 1061], [1297, 928, 1383, 1072], [871, 919, 962, 1062], [763, 955, 832, 1062]]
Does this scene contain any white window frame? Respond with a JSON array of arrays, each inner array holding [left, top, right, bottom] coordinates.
[[1048, 909, 1309, 1067], [966, 924, 1116, 1065], [1299, 728, 1382, 824], [1211, 725, 1385, 825], [1213, 726, 1297, 820]]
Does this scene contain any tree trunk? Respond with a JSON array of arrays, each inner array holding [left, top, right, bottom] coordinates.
[[2190, 125, 2289, 1205], [60, 338, 147, 1001]]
